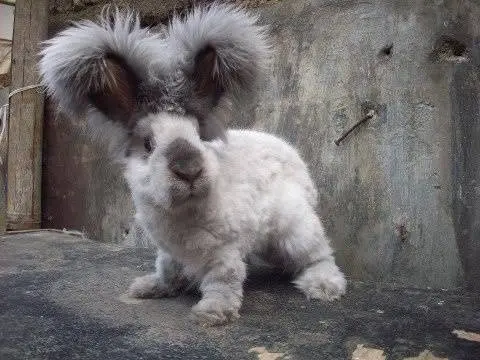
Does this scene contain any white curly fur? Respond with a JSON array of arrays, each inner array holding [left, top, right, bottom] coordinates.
[[126, 114, 346, 326]]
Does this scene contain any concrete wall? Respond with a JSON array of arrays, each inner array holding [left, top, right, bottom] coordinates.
[[43, 0, 480, 291]]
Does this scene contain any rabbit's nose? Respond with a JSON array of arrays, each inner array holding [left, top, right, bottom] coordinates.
[[166, 138, 204, 183], [170, 162, 203, 183]]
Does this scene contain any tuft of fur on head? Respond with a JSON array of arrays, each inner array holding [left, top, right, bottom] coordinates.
[[39, 7, 166, 120], [164, 2, 272, 139], [39, 3, 272, 150], [166, 2, 271, 96], [39, 7, 169, 159]]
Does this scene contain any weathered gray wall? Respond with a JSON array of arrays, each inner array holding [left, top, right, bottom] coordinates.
[[42, 0, 480, 290], [47, 0, 278, 34]]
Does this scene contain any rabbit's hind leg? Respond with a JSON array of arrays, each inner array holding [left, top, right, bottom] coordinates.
[[273, 194, 347, 301]]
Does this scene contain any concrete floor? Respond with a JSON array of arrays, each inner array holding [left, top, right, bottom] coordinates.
[[0, 231, 479, 359]]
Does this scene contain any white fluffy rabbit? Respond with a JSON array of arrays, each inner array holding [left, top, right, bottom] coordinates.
[[126, 113, 347, 325], [39, 3, 346, 326]]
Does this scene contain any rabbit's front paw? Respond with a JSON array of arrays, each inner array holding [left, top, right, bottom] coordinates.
[[191, 297, 240, 326], [128, 273, 179, 299], [294, 260, 347, 301]]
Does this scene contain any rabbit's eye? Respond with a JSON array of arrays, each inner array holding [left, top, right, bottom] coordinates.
[[144, 137, 153, 153]]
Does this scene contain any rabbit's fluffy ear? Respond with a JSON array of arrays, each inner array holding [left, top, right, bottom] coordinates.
[[88, 55, 138, 128], [39, 8, 162, 130], [166, 2, 271, 141]]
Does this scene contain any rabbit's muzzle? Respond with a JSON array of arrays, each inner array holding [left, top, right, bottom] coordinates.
[[166, 138, 204, 187]]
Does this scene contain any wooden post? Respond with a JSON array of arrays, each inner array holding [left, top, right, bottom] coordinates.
[[6, 0, 48, 230], [0, 92, 8, 234]]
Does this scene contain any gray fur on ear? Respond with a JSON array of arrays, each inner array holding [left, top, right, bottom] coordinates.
[[39, 3, 271, 145], [39, 7, 165, 127], [165, 2, 272, 140]]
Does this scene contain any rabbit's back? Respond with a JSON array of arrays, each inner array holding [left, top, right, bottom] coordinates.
[[216, 129, 318, 209]]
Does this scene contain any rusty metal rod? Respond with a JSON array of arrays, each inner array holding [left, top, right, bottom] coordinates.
[[334, 109, 376, 146]]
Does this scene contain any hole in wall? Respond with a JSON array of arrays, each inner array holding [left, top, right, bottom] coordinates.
[[445, 38, 466, 57], [379, 43, 393, 57], [430, 35, 468, 63], [361, 100, 382, 118]]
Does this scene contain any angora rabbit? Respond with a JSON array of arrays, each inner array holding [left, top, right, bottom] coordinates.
[[39, 3, 346, 326]]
